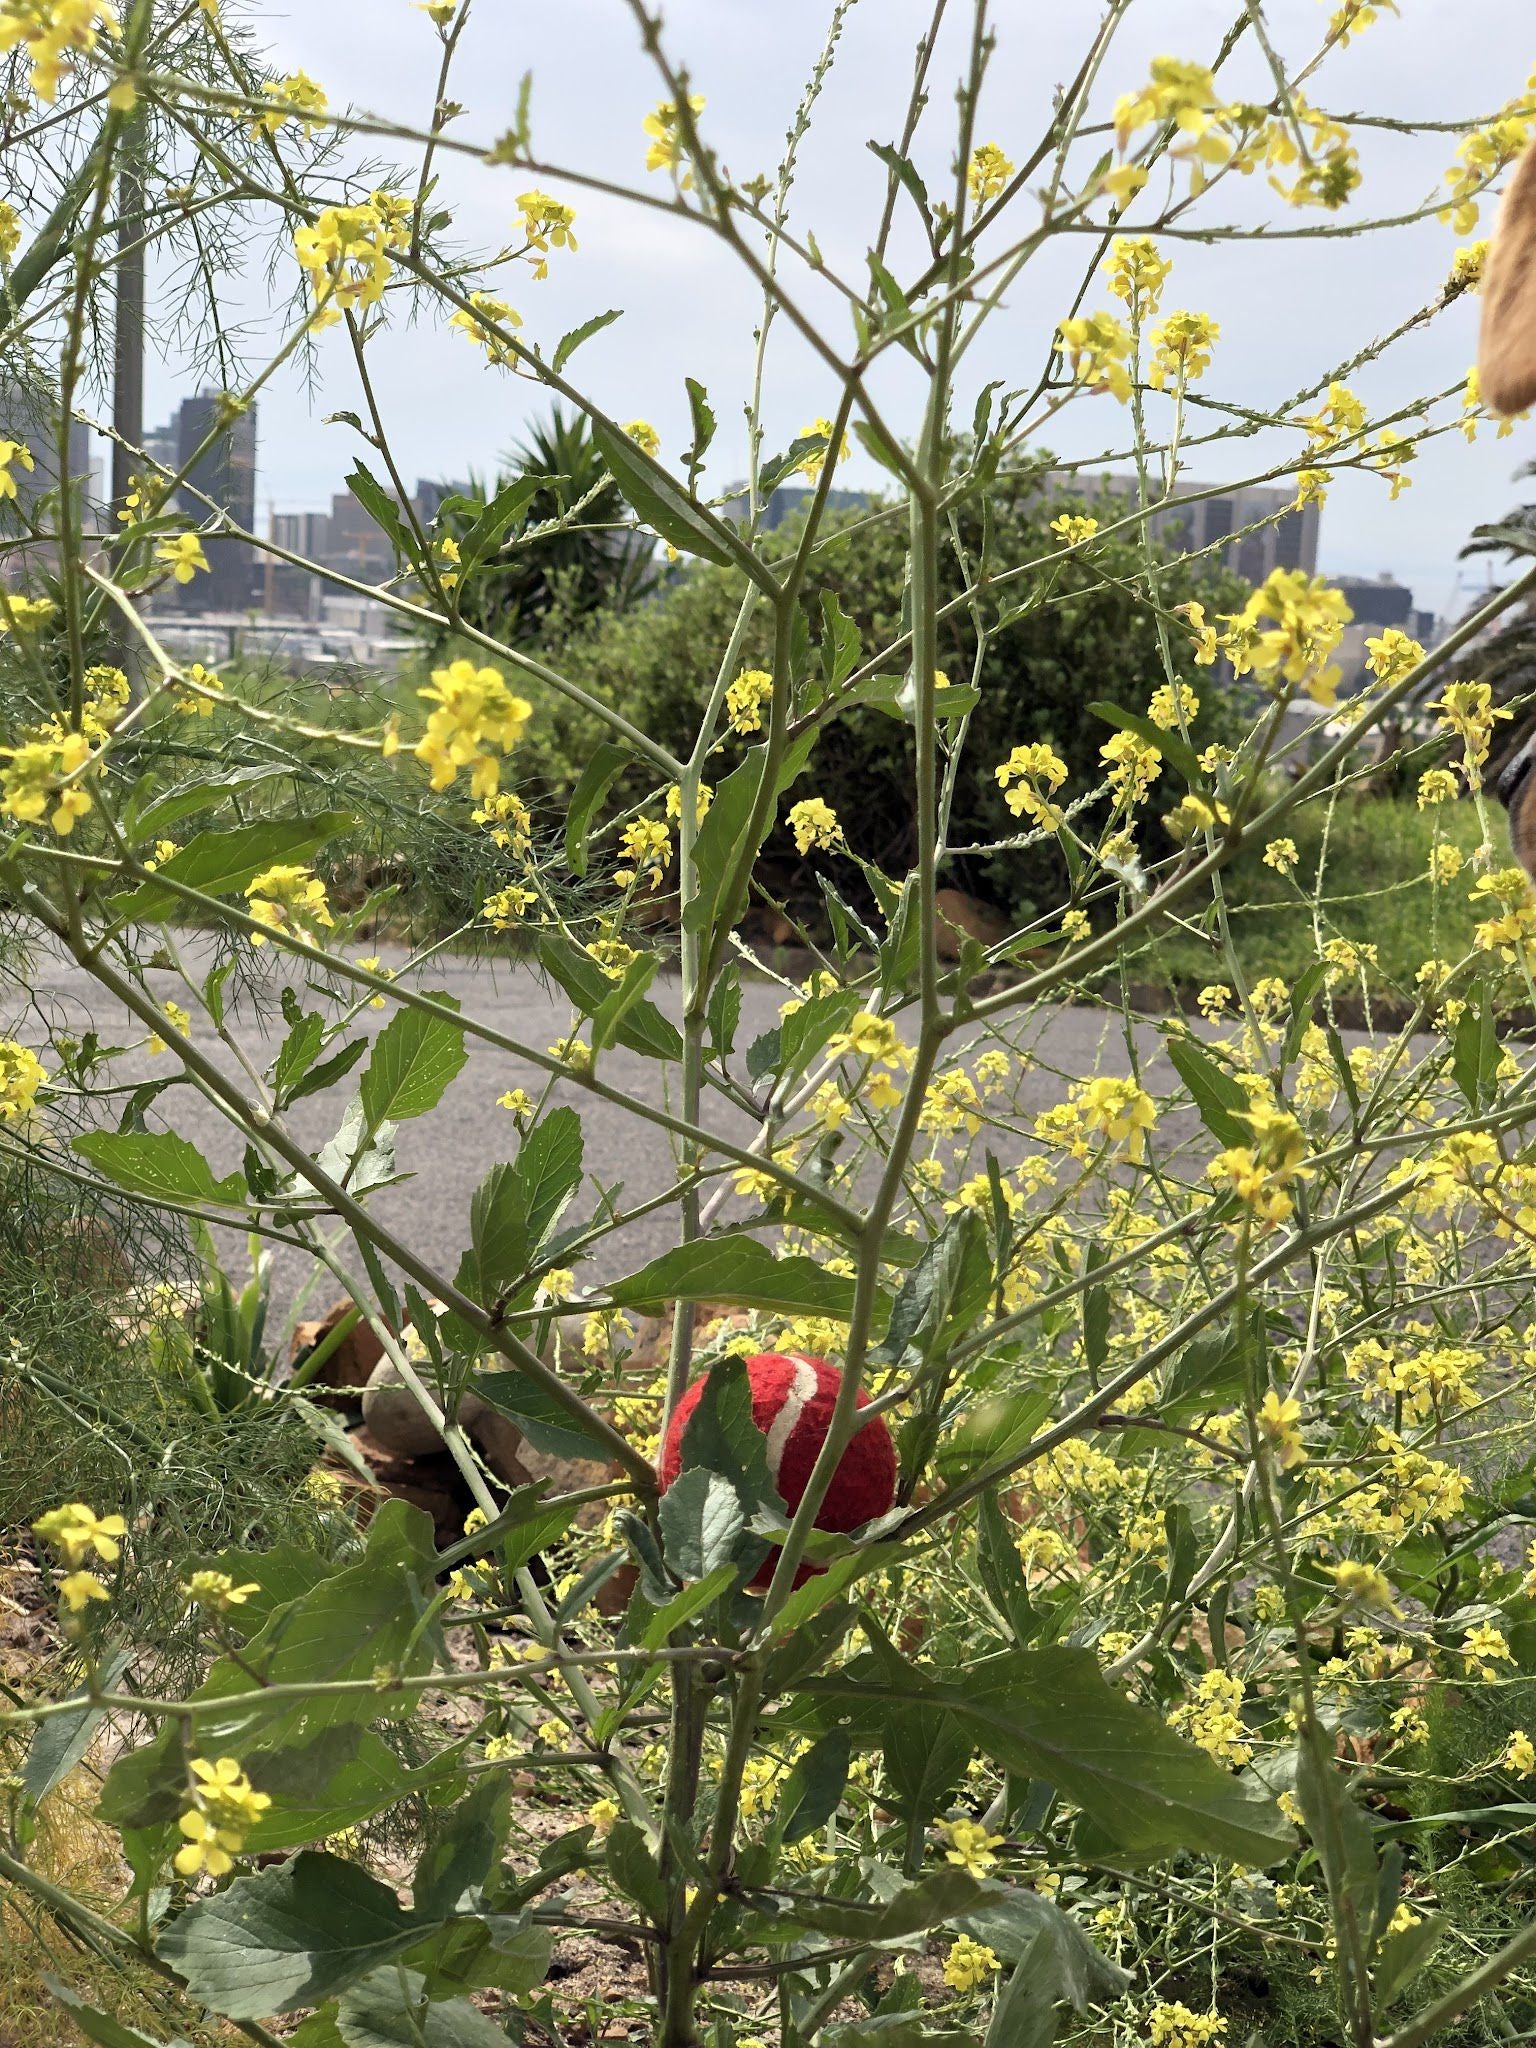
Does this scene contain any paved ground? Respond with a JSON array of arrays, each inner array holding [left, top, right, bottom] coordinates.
[[12, 943, 1152, 1331]]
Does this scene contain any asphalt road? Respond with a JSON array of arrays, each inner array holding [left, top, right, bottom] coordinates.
[[14, 943, 1158, 1330]]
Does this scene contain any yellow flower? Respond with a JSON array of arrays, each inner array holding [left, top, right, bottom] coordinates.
[[1148, 309, 1219, 390], [1433, 680, 1511, 786], [472, 789, 533, 855], [33, 1502, 126, 1567], [57, 1570, 109, 1613], [155, 532, 209, 584], [941, 1816, 1005, 1877], [0, 729, 95, 836], [797, 417, 844, 481], [615, 816, 671, 891], [1503, 1729, 1536, 1774], [726, 667, 774, 734], [1168, 1668, 1253, 1766], [1057, 310, 1132, 403], [416, 658, 532, 798], [244, 863, 334, 946], [516, 188, 577, 278], [664, 780, 712, 824], [967, 143, 1014, 206], [449, 290, 522, 364], [1257, 1390, 1306, 1470], [0, 437, 34, 500], [995, 742, 1068, 830], [0, 201, 19, 259], [147, 999, 191, 1055], [1462, 1622, 1515, 1681], [175, 1757, 271, 1878], [787, 796, 841, 854], [1148, 681, 1198, 731], [0, 1039, 47, 1123], [251, 69, 328, 139], [943, 1933, 1000, 1993], [1072, 1075, 1156, 1161], [483, 884, 537, 927], [498, 1087, 534, 1117], [1049, 512, 1098, 546], [294, 197, 409, 324], [183, 1569, 259, 1613], [624, 419, 660, 458], [1147, 2002, 1228, 2048], [1113, 57, 1225, 159], [1263, 837, 1298, 873], [1328, 1560, 1401, 1614], [0, 0, 120, 103], [1106, 234, 1171, 317], [587, 1796, 621, 1836], [643, 94, 705, 182]]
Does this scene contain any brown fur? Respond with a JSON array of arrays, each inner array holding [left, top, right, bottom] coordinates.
[[1480, 141, 1536, 416]]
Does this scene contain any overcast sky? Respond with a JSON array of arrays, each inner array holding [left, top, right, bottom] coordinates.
[[143, 0, 1536, 614]]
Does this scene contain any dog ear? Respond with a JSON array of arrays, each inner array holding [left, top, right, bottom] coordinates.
[[1481, 142, 1536, 417]]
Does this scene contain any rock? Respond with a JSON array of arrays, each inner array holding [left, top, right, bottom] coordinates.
[[460, 1393, 533, 1490], [934, 887, 1009, 961], [360, 1357, 449, 1457], [289, 1294, 384, 1403]]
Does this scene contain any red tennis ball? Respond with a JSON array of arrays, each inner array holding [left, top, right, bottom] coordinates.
[[657, 1353, 897, 1587]]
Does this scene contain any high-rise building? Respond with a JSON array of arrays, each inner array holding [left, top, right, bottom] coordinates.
[[0, 380, 99, 581], [170, 389, 258, 610], [1069, 474, 1321, 583]]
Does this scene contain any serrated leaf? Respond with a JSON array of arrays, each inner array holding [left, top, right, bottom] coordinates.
[[777, 1726, 852, 1844], [468, 1106, 583, 1303], [72, 1129, 244, 1207], [679, 1353, 777, 1511], [470, 1373, 613, 1462], [337, 1970, 509, 2048], [118, 815, 352, 923], [359, 997, 465, 1133], [1164, 1033, 1252, 1149], [593, 418, 734, 565], [156, 1852, 423, 2018], [603, 1232, 858, 1319], [552, 307, 621, 374], [658, 1467, 747, 1581]]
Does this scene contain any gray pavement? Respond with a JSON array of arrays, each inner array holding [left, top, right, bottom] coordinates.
[[10, 943, 1153, 1333]]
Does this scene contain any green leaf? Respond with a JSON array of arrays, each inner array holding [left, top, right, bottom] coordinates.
[[867, 140, 931, 221], [1160, 1313, 1256, 1418], [1082, 1244, 1110, 1378], [467, 1106, 584, 1303], [603, 1233, 859, 1320], [157, 1852, 423, 2018], [683, 375, 716, 481], [591, 950, 661, 1055], [1452, 981, 1500, 1115], [1088, 700, 1201, 784], [805, 1645, 1293, 1866], [1282, 960, 1330, 1066], [639, 1563, 736, 1648], [288, 1036, 369, 1104], [957, 1880, 1129, 2001], [658, 1467, 747, 1581], [336, 1971, 510, 2048], [1372, 1911, 1446, 2009], [1296, 1741, 1378, 1957], [451, 474, 543, 579], [72, 1129, 244, 1207], [471, 1373, 614, 1462], [22, 1652, 129, 1809], [1164, 1033, 1252, 1149], [976, 1492, 1035, 1643], [774, 1867, 984, 1943], [564, 742, 631, 876], [118, 815, 352, 922], [679, 1353, 777, 1511], [593, 418, 734, 565], [346, 460, 413, 564], [682, 750, 766, 943], [272, 1012, 326, 1102], [533, 930, 683, 1061], [821, 590, 863, 689], [858, 673, 981, 725], [747, 988, 860, 1087], [777, 1726, 852, 1844], [128, 765, 292, 846], [412, 1778, 507, 1922], [552, 307, 622, 375], [42, 1979, 187, 2048], [359, 997, 466, 1132], [707, 964, 741, 1058], [605, 1820, 669, 1925], [882, 1703, 971, 1858], [876, 1209, 991, 1366]]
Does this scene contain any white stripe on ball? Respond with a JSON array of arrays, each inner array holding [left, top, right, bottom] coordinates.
[[763, 1354, 818, 1485]]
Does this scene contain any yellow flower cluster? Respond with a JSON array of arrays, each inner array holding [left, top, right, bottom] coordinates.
[[995, 741, 1068, 830], [1148, 2001, 1228, 2048], [415, 658, 532, 798], [175, 1756, 271, 1877], [0, 436, 33, 499], [183, 1569, 259, 1613], [1440, 71, 1536, 233], [726, 667, 773, 734], [1209, 1106, 1308, 1230], [1219, 570, 1353, 709], [615, 816, 671, 891], [942, 1816, 1004, 1877], [1432, 680, 1510, 788], [1167, 1668, 1253, 1767], [0, 0, 118, 102], [244, 863, 334, 946], [1072, 1076, 1156, 1161], [516, 188, 577, 279], [943, 1933, 1000, 1992], [294, 194, 411, 328], [967, 142, 1014, 206], [0, 1038, 47, 1124], [643, 94, 706, 182], [472, 789, 533, 856], [1049, 512, 1097, 546], [483, 883, 536, 928], [1148, 309, 1219, 390], [251, 69, 328, 139], [787, 796, 841, 854]]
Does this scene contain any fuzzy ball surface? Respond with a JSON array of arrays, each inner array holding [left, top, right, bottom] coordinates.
[[657, 1353, 897, 1581]]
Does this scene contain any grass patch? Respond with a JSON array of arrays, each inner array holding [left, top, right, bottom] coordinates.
[[1124, 792, 1506, 1005]]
